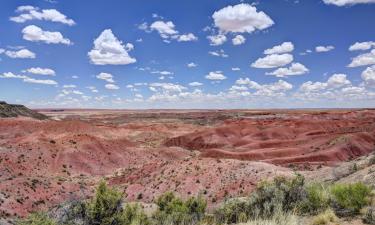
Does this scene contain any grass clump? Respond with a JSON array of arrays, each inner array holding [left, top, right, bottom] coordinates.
[[330, 182, 372, 216], [17, 212, 56, 225], [310, 209, 338, 225]]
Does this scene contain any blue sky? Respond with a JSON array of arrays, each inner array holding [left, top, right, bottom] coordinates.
[[1, 0, 375, 109]]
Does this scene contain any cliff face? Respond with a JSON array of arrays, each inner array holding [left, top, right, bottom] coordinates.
[[0, 101, 47, 119]]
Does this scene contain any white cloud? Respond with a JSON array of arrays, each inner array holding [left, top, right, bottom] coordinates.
[[232, 67, 241, 71], [232, 35, 246, 45], [105, 84, 120, 90], [148, 20, 197, 42], [150, 21, 178, 36], [348, 49, 375, 67], [349, 41, 375, 51], [187, 62, 197, 68], [63, 84, 76, 88], [209, 49, 228, 58], [327, 73, 351, 88], [361, 66, 375, 87], [205, 71, 227, 80], [23, 67, 55, 76], [88, 29, 136, 65], [300, 81, 327, 92], [315, 45, 335, 52], [23, 77, 58, 85], [189, 82, 203, 87], [177, 33, 198, 42], [10, 6, 75, 25], [0, 72, 28, 79], [96, 72, 114, 83], [266, 63, 309, 77], [251, 53, 293, 68], [4, 49, 35, 58], [322, 0, 375, 6], [207, 34, 227, 46], [22, 25, 71, 45], [264, 42, 294, 55], [149, 83, 187, 92], [212, 3, 274, 33], [151, 70, 174, 75]]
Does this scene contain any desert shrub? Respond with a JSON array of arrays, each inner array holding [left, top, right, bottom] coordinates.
[[120, 203, 150, 225], [17, 212, 56, 225], [214, 175, 306, 224], [300, 183, 330, 214], [330, 182, 372, 216], [247, 174, 306, 218], [310, 209, 338, 225], [214, 198, 250, 224], [153, 192, 206, 225], [240, 211, 298, 225], [86, 180, 124, 225], [363, 207, 375, 224]]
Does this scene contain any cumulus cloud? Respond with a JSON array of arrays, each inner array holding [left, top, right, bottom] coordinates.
[[361, 66, 375, 87], [207, 34, 227, 46], [88, 29, 136, 65], [327, 73, 351, 88], [209, 49, 228, 58], [251, 53, 293, 68], [10, 6, 75, 25], [63, 84, 77, 88], [266, 63, 309, 77], [149, 82, 187, 92], [22, 25, 71, 45], [96, 72, 114, 83], [205, 71, 227, 80], [232, 35, 246, 45], [232, 67, 241, 71], [105, 84, 120, 90], [348, 49, 375, 67], [145, 20, 197, 42], [177, 33, 198, 42], [264, 42, 294, 55], [322, 0, 375, 6], [23, 67, 55, 76], [212, 3, 274, 33], [189, 82, 203, 87], [349, 41, 375, 51], [4, 49, 35, 58], [315, 45, 335, 52], [187, 62, 197, 68], [1, 72, 58, 85], [23, 77, 58, 85]]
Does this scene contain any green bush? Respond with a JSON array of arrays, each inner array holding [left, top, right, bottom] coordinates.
[[86, 180, 124, 225], [153, 192, 206, 225], [120, 203, 150, 225], [214, 175, 306, 224], [17, 212, 56, 225], [300, 183, 330, 214], [330, 182, 372, 216]]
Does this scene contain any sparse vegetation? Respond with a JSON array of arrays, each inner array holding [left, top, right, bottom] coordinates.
[[330, 182, 372, 216], [310, 209, 338, 225], [17, 176, 374, 225]]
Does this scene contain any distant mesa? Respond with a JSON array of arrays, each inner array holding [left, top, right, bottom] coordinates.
[[0, 101, 47, 119]]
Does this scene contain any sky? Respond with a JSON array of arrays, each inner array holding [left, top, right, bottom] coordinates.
[[1, 0, 375, 109]]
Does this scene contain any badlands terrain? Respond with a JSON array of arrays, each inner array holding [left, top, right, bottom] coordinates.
[[0, 105, 375, 221]]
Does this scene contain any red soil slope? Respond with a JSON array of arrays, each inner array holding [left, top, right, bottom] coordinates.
[[1, 109, 374, 218]]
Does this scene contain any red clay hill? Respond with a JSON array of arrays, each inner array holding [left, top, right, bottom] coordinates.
[[0, 107, 374, 217]]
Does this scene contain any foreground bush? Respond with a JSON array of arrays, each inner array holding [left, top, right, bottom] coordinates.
[[330, 182, 372, 216], [300, 183, 330, 214], [363, 207, 375, 224], [240, 211, 297, 225], [215, 174, 306, 224], [153, 192, 206, 225]]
